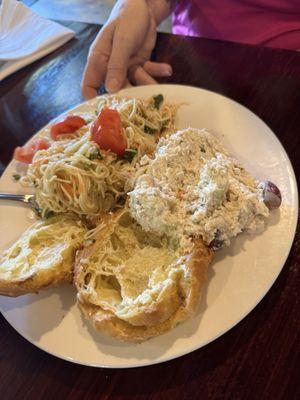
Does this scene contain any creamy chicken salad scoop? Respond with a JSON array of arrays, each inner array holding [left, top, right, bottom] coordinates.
[[129, 128, 281, 250]]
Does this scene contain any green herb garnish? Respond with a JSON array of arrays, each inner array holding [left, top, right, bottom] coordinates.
[[12, 174, 21, 181], [144, 125, 156, 135], [81, 163, 91, 170], [153, 94, 164, 109], [44, 210, 54, 219], [161, 118, 170, 128], [124, 149, 137, 162], [88, 149, 103, 160]]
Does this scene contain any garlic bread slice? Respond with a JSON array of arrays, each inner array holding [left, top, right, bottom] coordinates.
[[0, 216, 86, 297], [75, 209, 212, 342]]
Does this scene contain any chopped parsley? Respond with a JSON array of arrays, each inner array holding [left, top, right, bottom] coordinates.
[[44, 210, 54, 219], [12, 174, 21, 181], [88, 149, 103, 160], [144, 124, 156, 135], [153, 94, 164, 109], [124, 149, 137, 162], [161, 118, 170, 128], [81, 163, 91, 171]]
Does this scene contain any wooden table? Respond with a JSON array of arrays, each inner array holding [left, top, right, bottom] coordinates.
[[0, 22, 299, 400]]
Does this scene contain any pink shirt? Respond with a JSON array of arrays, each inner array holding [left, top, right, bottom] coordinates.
[[173, 0, 300, 50]]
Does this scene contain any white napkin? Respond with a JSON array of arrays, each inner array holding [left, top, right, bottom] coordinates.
[[0, 0, 75, 81]]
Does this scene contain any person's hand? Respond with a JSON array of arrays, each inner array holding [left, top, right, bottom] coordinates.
[[81, 0, 172, 99]]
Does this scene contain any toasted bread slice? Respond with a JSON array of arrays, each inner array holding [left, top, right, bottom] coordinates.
[[74, 209, 212, 342], [0, 216, 86, 297]]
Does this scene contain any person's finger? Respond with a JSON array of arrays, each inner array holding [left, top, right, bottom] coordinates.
[[105, 27, 138, 93], [143, 61, 172, 77], [130, 10, 157, 66], [81, 28, 112, 99], [129, 65, 157, 86], [139, 14, 157, 58], [81, 51, 108, 99]]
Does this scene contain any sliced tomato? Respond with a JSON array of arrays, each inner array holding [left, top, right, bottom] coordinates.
[[13, 138, 50, 164], [91, 108, 127, 156], [50, 115, 86, 140]]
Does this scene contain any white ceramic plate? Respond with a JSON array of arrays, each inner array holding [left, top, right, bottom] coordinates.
[[0, 85, 298, 368]]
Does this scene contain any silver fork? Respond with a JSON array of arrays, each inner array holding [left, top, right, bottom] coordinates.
[[0, 193, 40, 215]]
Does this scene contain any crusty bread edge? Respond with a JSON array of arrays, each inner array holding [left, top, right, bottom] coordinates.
[[0, 260, 73, 297], [78, 240, 212, 343]]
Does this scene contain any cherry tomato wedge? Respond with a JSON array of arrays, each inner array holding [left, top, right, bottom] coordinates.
[[13, 138, 50, 164], [50, 115, 86, 140], [91, 108, 127, 156]]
